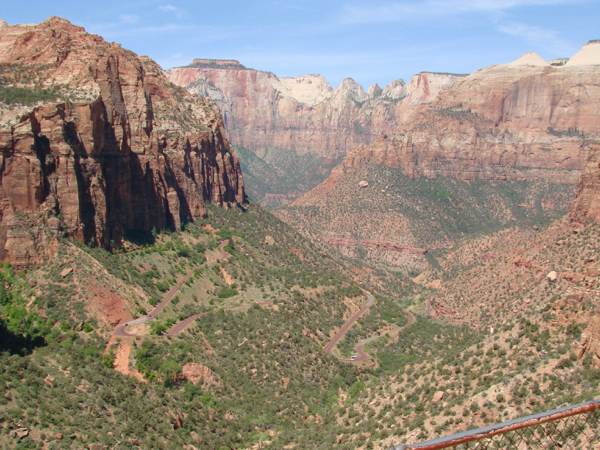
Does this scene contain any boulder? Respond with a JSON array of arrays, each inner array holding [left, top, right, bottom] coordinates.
[[432, 391, 444, 402], [358, 180, 369, 188], [15, 428, 29, 439], [546, 271, 558, 282], [585, 263, 600, 278]]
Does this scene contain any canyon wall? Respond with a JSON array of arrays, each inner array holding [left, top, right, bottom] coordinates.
[[0, 17, 245, 266], [278, 44, 600, 267], [339, 45, 600, 183], [165, 60, 465, 159], [569, 144, 600, 225]]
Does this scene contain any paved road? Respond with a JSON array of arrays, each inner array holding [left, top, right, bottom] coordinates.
[[165, 301, 274, 336], [426, 293, 433, 317], [166, 313, 205, 336], [340, 312, 414, 362], [113, 240, 231, 338], [323, 289, 374, 356], [323, 289, 415, 363]]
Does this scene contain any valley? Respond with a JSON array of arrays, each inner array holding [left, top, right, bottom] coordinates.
[[0, 15, 599, 450]]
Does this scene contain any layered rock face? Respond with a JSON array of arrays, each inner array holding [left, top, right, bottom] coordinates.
[[569, 144, 600, 225], [340, 44, 600, 183], [0, 17, 245, 266], [165, 61, 465, 159]]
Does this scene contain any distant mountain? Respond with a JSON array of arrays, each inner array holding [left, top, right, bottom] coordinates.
[[166, 62, 463, 160]]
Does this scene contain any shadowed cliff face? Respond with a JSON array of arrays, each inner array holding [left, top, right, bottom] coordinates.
[[0, 17, 245, 266]]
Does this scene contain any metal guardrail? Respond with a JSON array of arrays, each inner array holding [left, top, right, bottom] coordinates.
[[390, 398, 600, 449]]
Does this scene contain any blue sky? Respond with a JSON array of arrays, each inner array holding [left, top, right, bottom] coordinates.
[[1, 1, 598, 89]]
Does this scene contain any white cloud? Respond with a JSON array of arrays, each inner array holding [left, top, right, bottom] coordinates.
[[158, 4, 185, 17], [118, 14, 139, 24], [339, 0, 582, 24], [495, 21, 577, 55]]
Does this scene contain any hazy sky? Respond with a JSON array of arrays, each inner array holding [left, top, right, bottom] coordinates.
[[1, 1, 598, 89]]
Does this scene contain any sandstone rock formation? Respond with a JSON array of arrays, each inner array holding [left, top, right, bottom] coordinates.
[[339, 44, 600, 183], [277, 44, 600, 268], [569, 144, 600, 225], [165, 61, 465, 159], [0, 17, 245, 266]]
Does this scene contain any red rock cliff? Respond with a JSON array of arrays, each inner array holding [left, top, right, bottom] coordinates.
[[165, 63, 464, 159], [0, 17, 245, 266], [569, 144, 600, 225], [340, 47, 600, 183]]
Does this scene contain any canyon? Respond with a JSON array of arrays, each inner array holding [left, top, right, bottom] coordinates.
[[2, 14, 600, 450], [275, 43, 600, 267], [165, 60, 465, 207], [167, 44, 600, 212]]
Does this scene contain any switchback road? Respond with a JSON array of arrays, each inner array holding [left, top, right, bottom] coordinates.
[[323, 289, 374, 356], [341, 312, 414, 362], [113, 240, 231, 338], [323, 289, 414, 363]]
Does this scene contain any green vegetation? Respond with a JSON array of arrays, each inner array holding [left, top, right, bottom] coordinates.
[[547, 126, 586, 139], [186, 60, 247, 70], [235, 145, 342, 209], [0, 64, 62, 106], [281, 160, 574, 271], [1, 180, 598, 448]]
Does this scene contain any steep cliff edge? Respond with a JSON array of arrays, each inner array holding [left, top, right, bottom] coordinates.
[[0, 17, 245, 266]]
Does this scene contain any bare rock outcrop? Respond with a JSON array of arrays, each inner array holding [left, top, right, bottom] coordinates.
[[569, 144, 600, 225], [0, 17, 245, 266]]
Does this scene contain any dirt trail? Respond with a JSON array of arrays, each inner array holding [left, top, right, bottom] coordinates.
[[109, 337, 146, 382]]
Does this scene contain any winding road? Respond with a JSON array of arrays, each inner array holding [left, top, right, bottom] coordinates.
[[343, 312, 414, 362], [113, 240, 233, 338], [113, 239, 415, 364], [426, 293, 433, 317], [323, 289, 414, 363]]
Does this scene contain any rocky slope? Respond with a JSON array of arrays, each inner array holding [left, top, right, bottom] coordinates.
[[165, 60, 465, 159], [423, 144, 600, 365], [0, 17, 245, 267]]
